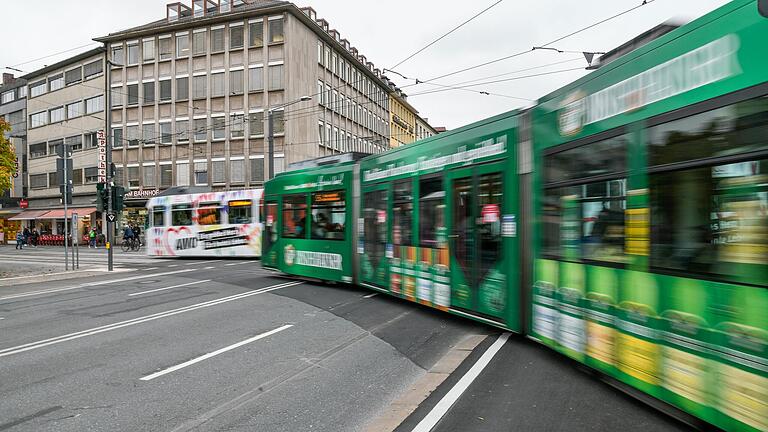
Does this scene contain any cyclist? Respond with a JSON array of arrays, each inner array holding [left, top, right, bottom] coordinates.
[[123, 225, 135, 249]]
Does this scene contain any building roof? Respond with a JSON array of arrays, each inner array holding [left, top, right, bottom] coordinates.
[[20, 47, 105, 81], [94, 1, 288, 42]]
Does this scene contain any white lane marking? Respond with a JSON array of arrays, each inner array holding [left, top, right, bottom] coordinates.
[[224, 262, 248, 267], [144, 267, 158, 271], [128, 280, 211, 296], [0, 281, 302, 359], [412, 333, 510, 432], [168, 264, 179, 268], [204, 266, 215, 270], [0, 269, 196, 301], [184, 260, 217, 266], [140, 324, 293, 381], [363, 293, 378, 299]]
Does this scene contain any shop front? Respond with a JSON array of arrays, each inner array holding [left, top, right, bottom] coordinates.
[[0, 209, 23, 244]]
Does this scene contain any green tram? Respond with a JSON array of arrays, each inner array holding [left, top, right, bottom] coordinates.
[[264, 1, 767, 430]]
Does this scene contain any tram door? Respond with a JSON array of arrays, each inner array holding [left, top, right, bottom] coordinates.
[[448, 163, 506, 320]]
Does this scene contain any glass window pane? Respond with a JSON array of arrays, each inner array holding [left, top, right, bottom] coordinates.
[[176, 77, 189, 100], [197, 203, 221, 225], [268, 18, 284, 43], [143, 39, 155, 61], [152, 206, 165, 226], [230, 70, 244, 94], [193, 31, 206, 55], [229, 199, 252, 223], [176, 33, 189, 57], [172, 204, 193, 226], [419, 177, 445, 248], [143, 82, 155, 104], [230, 25, 244, 49], [248, 67, 263, 92], [250, 158, 264, 183], [249, 21, 263, 47], [282, 194, 307, 238], [311, 191, 346, 240], [393, 179, 413, 248], [211, 28, 224, 52], [159, 37, 173, 60]]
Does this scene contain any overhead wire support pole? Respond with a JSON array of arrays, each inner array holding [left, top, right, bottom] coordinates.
[[105, 49, 114, 272], [266, 96, 313, 180]]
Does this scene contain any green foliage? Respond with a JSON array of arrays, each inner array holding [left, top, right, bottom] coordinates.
[[0, 118, 18, 193]]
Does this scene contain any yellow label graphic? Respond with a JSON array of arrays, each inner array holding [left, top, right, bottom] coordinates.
[[587, 321, 615, 365], [662, 346, 707, 404], [617, 332, 659, 385], [717, 363, 768, 431]]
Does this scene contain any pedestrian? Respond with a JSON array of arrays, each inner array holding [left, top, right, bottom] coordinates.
[[23, 227, 30, 247], [89, 227, 97, 249], [15, 231, 24, 250], [30, 228, 38, 247]]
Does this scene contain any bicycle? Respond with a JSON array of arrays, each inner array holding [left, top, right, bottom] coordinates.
[[121, 237, 141, 252]]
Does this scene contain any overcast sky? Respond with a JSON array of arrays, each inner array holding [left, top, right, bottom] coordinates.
[[2, 0, 731, 129]]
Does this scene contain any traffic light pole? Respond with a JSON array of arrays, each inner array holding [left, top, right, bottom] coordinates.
[[105, 53, 114, 271], [64, 150, 69, 271]]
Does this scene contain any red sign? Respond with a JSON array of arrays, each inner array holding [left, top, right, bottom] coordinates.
[[481, 204, 500, 223], [19, 199, 28, 209]]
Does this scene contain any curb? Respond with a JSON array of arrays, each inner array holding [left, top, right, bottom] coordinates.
[[364, 333, 488, 432], [0, 267, 133, 288]]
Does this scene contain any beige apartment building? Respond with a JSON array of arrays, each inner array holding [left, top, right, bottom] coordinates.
[[94, 0, 397, 209], [20, 48, 105, 236]]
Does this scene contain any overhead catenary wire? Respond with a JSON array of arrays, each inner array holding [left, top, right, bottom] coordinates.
[[6, 42, 102, 69], [387, 0, 504, 71]]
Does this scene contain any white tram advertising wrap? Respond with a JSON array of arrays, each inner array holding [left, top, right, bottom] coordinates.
[[146, 189, 263, 257]]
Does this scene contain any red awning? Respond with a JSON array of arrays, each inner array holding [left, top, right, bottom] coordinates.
[[39, 207, 97, 219], [8, 210, 50, 221]]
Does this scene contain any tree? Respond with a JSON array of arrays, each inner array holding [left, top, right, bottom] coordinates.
[[0, 118, 18, 194]]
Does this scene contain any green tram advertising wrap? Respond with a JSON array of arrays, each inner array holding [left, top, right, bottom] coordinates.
[[358, 111, 520, 329], [532, 1, 767, 430], [262, 160, 357, 283], [264, 2, 767, 430]]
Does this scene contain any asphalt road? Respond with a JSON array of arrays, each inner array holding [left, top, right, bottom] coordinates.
[[0, 254, 487, 431], [0, 250, 692, 431]]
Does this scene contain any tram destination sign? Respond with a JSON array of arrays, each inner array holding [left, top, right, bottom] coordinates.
[[363, 138, 506, 182], [559, 34, 741, 136]]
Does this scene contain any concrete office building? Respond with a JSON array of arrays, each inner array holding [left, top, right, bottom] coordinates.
[[17, 48, 106, 237], [94, 0, 405, 213], [0, 74, 28, 243]]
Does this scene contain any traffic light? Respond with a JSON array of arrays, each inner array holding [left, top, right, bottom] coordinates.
[[59, 183, 72, 205], [111, 185, 126, 213], [96, 182, 108, 212]]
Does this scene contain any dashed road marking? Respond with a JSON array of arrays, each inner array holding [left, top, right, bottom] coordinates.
[[128, 280, 211, 296], [363, 293, 379, 299]]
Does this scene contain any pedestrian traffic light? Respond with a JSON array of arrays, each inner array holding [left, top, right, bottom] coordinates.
[[111, 185, 126, 213], [96, 182, 108, 212], [59, 183, 72, 205]]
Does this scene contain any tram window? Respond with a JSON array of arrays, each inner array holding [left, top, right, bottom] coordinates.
[[478, 173, 504, 279], [152, 206, 166, 227], [310, 191, 345, 240], [543, 134, 629, 264], [393, 179, 413, 249], [282, 194, 307, 238], [649, 97, 768, 167], [650, 159, 767, 287], [197, 203, 221, 225], [545, 134, 628, 183], [363, 189, 387, 269], [264, 201, 278, 248], [228, 200, 253, 224], [419, 177, 445, 248], [171, 204, 193, 226]]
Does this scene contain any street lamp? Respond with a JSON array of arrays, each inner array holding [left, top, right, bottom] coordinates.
[[267, 95, 312, 180]]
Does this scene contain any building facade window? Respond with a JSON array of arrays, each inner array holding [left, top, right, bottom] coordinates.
[[159, 37, 173, 60], [49, 106, 64, 123], [66, 101, 82, 119], [176, 77, 189, 100], [127, 43, 139, 65], [127, 166, 140, 188], [30, 80, 46, 97], [111, 85, 123, 107], [231, 114, 244, 138], [143, 165, 156, 187], [193, 30, 206, 55], [112, 45, 124, 66], [65, 135, 82, 152], [176, 33, 189, 57], [211, 27, 225, 52], [272, 110, 285, 134], [249, 20, 263, 47], [194, 118, 207, 141], [194, 161, 208, 185], [212, 117, 226, 140], [30, 173, 47, 188], [126, 125, 140, 146], [268, 64, 283, 90], [230, 69, 244, 94], [85, 167, 99, 184], [211, 73, 225, 97], [160, 122, 172, 144], [212, 160, 225, 183], [159, 79, 172, 101], [176, 120, 189, 142], [85, 95, 104, 114], [193, 75, 207, 99], [30, 143, 47, 158], [65, 68, 82, 85], [249, 112, 264, 136], [143, 123, 155, 144], [230, 159, 244, 183], [248, 67, 263, 92], [143, 38, 155, 61], [112, 127, 123, 148], [268, 18, 284, 43], [176, 162, 189, 186], [143, 81, 155, 104], [160, 164, 173, 187], [127, 84, 139, 105], [250, 157, 264, 183], [84, 132, 98, 149], [230, 25, 244, 49], [49, 74, 64, 92]]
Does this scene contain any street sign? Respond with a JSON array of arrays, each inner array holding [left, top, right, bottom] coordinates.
[[19, 199, 28, 208], [107, 213, 116, 223]]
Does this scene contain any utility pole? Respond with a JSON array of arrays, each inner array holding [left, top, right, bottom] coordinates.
[[105, 52, 114, 271], [267, 110, 274, 180], [63, 149, 69, 271], [266, 96, 312, 180]]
